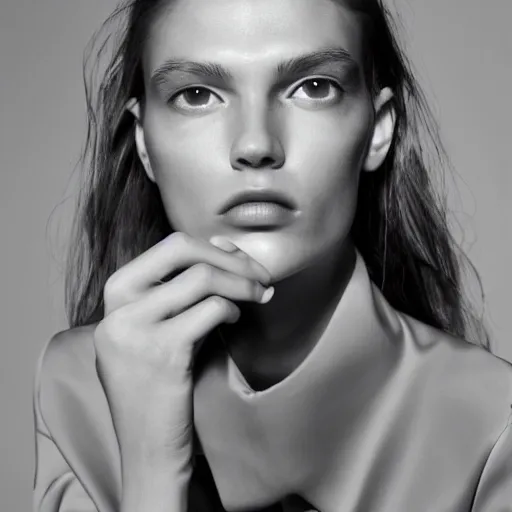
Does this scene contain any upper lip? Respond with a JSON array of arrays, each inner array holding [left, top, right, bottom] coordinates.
[[219, 189, 297, 214]]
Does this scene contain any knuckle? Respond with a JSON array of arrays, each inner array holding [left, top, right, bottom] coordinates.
[[96, 310, 131, 344], [103, 272, 137, 312], [103, 273, 124, 302], [208, 295, 229, 313], [193, 263, 214, 284], [169, 231, 189, 247]]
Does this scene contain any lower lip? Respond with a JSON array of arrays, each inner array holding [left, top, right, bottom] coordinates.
[[222, 202, 296, 228]]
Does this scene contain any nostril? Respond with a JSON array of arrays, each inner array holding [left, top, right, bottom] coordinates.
[[237, 155, 276, 169], [258, 156, 276, 168]]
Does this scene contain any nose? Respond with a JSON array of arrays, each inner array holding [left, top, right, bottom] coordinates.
[[229, 105, 285, 171]]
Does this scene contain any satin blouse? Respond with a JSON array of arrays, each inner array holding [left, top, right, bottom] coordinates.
[[33, 251, 512, 511]]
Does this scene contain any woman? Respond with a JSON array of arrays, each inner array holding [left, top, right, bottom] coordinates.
[[32, 0, 512, 510]]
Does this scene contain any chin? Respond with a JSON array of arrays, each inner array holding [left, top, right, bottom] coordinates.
[[227, 231, 314, 284]]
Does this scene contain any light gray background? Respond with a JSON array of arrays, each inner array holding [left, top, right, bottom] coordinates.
[[1, 1, 510, 509]]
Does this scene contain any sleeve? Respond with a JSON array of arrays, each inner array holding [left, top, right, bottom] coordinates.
[[32, 334, 226, 512], [471, 410, 512, 511], [32, 338, 98, 512]]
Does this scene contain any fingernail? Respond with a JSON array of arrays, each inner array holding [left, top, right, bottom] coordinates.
[[260, 286, 275, 304], [209, 236, 239, 253]]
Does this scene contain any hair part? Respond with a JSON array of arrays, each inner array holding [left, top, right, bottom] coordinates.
[[65, 0, 490, 350]]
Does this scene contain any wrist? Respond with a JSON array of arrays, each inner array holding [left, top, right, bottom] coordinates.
[[119, 427, 193, 473], [121, 459, 193, 512]]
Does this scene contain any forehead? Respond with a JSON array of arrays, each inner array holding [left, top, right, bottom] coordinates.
[[144, 0, 363, 74]]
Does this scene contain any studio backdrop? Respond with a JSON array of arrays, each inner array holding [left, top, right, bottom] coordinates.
[[0, 0, 510, 510]]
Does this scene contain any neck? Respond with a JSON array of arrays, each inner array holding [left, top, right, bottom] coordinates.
[[219, 240, 357, 389]]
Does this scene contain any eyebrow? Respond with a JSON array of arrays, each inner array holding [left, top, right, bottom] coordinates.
[[150, 47, 359, 87]]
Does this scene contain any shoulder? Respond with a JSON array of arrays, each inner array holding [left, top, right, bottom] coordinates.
[[35, 321, 101, 405], [37, 324, 98, 379], [398, 311, 512, 438], [371, 282, 512, 417], [35, 324, 100, 410], [34, 323, 112, 442], [402, 311, 512, 392]]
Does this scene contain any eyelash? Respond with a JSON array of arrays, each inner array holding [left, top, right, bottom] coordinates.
[[167, 77, 344, 112]]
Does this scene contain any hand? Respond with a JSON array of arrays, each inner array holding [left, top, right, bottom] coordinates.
[[93, 232, 273, 505]]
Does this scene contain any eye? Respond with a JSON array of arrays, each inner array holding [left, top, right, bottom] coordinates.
[[169, 86, 223, 112], [290, 78, 344, 104]]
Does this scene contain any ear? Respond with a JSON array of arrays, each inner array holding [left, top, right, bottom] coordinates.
[[125, 98, 156, 182], [363, 87, 396, 172]]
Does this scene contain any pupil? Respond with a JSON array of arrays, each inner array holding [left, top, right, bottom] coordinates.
[[184, 88, 210, 105], [304, 80, 329, 98]]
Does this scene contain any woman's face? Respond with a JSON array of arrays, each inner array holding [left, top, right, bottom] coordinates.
[[131, 0, 395, 282]]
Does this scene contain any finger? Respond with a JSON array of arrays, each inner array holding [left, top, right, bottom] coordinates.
[[156, 295, 241, 371], [123, 263, 274, 324], [209, 236, 240, 253], [104, 232, 271, 311]]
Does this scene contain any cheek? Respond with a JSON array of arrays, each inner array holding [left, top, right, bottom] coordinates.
[[143, 114, 224, 233], [292, 103, 372, 238]]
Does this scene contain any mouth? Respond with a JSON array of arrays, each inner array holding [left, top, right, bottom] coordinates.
[[219, 189, 298, 229], [222, 201, 296, 229]]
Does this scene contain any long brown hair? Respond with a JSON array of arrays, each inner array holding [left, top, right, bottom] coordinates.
[[65, 0, 490, 350]]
